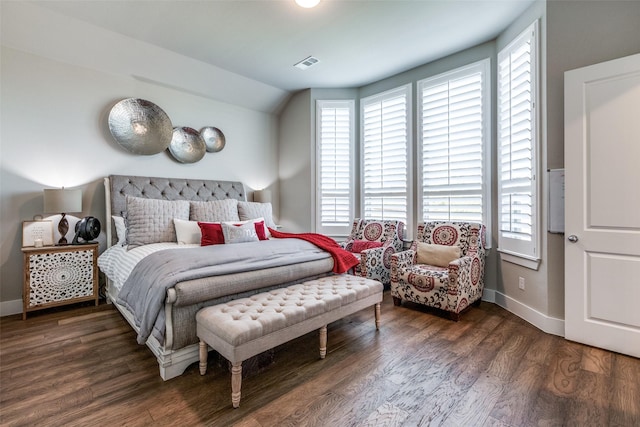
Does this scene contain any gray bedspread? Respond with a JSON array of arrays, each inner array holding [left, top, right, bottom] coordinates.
[[117, 239, 331, 345]]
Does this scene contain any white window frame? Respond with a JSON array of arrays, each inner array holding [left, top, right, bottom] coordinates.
[[497, 20, 540, 269], [360, 84, 412, 226], [315, 100, 355, 237], [417, 59, 491, 245]]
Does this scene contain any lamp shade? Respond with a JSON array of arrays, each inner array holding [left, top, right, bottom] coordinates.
[[253, 190, 272, 204], [43, 188, 82, 214]]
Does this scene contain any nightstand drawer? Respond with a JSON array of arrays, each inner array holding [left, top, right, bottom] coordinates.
[[22, 244, 99, 319]]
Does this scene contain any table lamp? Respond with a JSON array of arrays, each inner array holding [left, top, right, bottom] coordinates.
[[44, 188, 82, 245], [253, 190, 272, 203]]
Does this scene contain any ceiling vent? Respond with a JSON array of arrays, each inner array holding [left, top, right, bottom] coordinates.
[[294, 56, 320, 70]]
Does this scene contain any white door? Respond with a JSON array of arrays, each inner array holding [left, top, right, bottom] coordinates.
[[565, 53, 640, 358]]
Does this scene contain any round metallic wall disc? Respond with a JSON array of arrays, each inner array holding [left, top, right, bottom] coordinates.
[[169, 127, 206, 163], [200, 126, 226, 153], [108, 98, 173, 155]]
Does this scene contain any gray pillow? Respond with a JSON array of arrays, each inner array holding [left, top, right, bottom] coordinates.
[[125, 196, 189, 249], [190, 199, 239, 222], [238, 201, 276, 229]]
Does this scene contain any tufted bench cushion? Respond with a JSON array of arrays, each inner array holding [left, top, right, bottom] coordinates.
[[196, 274, 383, 408]]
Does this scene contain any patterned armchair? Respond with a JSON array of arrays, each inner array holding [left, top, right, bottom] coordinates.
[[390, 221, 486, 320], [340, 218, 405, 286]]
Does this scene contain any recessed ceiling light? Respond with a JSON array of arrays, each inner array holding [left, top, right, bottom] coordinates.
[[294, 56, 320, 70], [295, 0, 321, 8]]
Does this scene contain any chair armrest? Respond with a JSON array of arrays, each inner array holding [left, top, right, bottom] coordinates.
[[391, 249, 416, 270], [448, 254, 484, 300], [449, 255, 473, 270], [359, 246, 385, 269]]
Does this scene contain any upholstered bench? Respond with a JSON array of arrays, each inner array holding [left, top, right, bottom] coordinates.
[[196, 274, 383, 408]]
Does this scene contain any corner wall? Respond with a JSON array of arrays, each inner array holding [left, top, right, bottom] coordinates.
[[278, 88, 359, 234]]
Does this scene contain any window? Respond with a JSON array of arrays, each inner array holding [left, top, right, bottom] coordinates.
[[316, 100, 355, 236], [497, 21, 539, 266], [361, 85, 411, 224], [418, 59, 490, 232]]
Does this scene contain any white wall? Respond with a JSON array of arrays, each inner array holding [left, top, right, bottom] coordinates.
[[544, 0, 640, 318], [0, 6, 280, 309]]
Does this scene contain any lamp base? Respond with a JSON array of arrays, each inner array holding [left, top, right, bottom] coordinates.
[[57, 213, 69, 245]]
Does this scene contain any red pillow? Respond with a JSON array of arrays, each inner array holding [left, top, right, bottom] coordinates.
[[351, 240, 383, 253], [198, 222, 224, 246], [253, 220, 267, 241]]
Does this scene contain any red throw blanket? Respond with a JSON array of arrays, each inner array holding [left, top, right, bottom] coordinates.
[[268, 228, 359, 274]]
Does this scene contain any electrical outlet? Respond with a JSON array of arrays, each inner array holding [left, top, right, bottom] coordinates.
[[518, 277, 525, 290]]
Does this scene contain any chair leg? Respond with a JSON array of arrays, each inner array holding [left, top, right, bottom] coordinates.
[[447, 311, 461, 322], [392, 296, 402, 306], [473, 299, 482, 307], [231, 362, 242, 408]]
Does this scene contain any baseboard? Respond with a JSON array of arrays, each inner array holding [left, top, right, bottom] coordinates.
[[483, 289, 564, 337], [0, 299, 23, 317], [482, 288, 497, 303]]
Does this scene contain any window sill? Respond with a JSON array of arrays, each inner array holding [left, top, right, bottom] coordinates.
[[498, 249, 541, 271]]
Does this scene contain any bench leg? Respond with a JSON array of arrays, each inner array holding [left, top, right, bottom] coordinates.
[[199, 341, 208, 375], [319, 325, 327, 359], [231, 362, 242, 408], [375, 303, 381, 330]]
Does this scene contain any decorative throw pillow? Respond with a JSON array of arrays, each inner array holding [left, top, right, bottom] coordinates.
[[416, 242, 461, 267], [173, 218, 202, 245], [112, 215, 126, 246], [198, 222, 225, 246], [351, 240, 383, 253], [221, 221, 259, 244], [190, 199, 240, 223], [226, 217, 268, 241], [237, 201, 276, 234], [125, 196, 189, 249]]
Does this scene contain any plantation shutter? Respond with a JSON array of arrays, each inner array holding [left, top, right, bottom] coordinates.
[[316, 100, 354, 235], [361, 86, 410, 223], [419, 60, 488, 224], [497, 22, 538, 259]]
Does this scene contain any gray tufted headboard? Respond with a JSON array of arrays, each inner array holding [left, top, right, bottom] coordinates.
[[104, 174, 246, 246]]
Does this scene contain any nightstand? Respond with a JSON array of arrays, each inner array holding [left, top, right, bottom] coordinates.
[[21, 243, 99, 320]]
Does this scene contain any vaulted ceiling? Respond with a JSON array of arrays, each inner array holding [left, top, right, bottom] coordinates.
[[33, 0, 534, 92]]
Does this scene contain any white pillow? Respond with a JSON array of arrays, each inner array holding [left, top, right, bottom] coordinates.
[[173, 218, 202, 245], [112, 215, 126, 245], [221, 221, 259, 244]]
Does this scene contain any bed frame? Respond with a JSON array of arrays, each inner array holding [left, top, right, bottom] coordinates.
[[102, 175, 333, 380], [104, 175, 247, 380]]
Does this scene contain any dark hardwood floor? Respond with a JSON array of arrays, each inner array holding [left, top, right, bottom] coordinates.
[[1, 292, 638, 427]]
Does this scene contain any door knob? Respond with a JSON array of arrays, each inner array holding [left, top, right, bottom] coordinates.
[[568, 235, 579, 243]]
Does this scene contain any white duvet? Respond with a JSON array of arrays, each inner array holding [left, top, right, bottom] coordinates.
[[98, 242, 199, 292]]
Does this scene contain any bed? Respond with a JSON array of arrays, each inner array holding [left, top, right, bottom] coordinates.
[[99, 175, 338, 380]]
